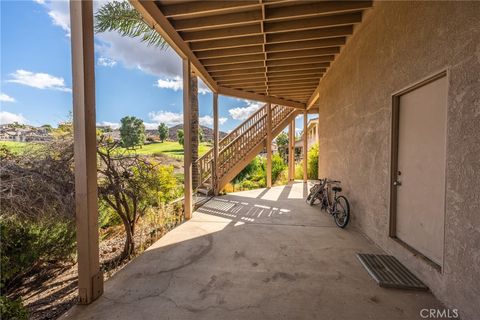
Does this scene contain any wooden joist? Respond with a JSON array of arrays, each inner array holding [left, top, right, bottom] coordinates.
[[131, 0, 372, 107]]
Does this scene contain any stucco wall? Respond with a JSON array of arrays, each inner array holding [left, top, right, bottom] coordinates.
[[315, 2, 480, 319]]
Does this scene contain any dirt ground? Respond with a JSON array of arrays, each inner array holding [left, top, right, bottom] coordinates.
[[10, 219, 180, 320]]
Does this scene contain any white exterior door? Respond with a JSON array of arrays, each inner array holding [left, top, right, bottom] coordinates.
[[395, 75, 447, 266]]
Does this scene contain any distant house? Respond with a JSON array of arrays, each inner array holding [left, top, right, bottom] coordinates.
[[0, 124, 52, 142], [295, 118, 318, 154]]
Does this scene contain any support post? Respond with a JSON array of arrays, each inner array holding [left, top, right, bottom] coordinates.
[[70, 0, 103, 304], [288, 119, 295, 182], [303, 111, 308, 183], [317, 112, 321, 179], [213, 92, 219, 195], [266, 103, 272, 188], [183, 59, 193, 219]]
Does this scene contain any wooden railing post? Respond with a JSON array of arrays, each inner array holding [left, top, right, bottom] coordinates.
[[183, 59, 193, 219], [266, 103, 272, 188], [70, 0, 103, 304], [213, 92, 219, 195], [303, 111, 308, 183]]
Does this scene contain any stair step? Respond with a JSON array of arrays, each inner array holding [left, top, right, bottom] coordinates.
[[197, 187, 211, 196]]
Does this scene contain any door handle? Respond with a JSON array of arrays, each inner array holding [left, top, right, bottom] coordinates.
[[393, 181, 402, 186]]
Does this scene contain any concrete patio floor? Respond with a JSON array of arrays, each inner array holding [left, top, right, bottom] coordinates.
[[63, 182, 446, 320]]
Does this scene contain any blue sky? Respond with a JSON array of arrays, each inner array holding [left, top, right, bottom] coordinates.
[[0, 0, 310, 133]]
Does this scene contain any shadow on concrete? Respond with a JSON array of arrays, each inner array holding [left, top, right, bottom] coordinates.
[[62, 182, 447, 320]]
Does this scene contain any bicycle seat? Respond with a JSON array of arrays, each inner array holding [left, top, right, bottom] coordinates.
[[332, 186, 342, 193]]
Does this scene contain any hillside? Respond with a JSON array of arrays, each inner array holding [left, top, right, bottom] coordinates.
[[166, 125, 227, 141]]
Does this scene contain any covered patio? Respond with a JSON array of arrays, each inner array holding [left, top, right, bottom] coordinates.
[[62, 183, 445, 320], [67, 0, 480, 318]]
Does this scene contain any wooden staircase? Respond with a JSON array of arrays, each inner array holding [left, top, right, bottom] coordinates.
[[196, 104, 298, 195]]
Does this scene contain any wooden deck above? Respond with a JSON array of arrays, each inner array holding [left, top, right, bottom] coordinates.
[[131, 0, 373, 109]]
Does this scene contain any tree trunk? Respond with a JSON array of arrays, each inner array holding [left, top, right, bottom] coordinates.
[[122, 222, 135, 259], [190, 74, 200, 190]]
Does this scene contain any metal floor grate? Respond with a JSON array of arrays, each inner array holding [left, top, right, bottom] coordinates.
[[357, 253, 428, 291]]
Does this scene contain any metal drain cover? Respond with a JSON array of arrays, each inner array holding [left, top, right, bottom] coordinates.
[[357, 253, 428, 291]]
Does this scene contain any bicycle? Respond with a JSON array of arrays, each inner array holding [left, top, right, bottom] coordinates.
[[306, 179, 350, 228]]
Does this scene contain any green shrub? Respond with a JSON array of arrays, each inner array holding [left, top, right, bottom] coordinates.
[[0, 215, 76, 292], [98, 203, 122, 229], [307, 143, 319, 179], [295, 164, 303, 180], [0, 296, 28, 320], [271, 153, 286, 182]]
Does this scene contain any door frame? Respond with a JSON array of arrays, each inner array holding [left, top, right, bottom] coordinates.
[[388, 69, 449, 271]]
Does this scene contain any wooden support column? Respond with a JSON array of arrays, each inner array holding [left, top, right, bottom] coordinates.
[[317, 112, 321, 179], [183, 59, 193, 219], [213, 92, 219, 195], [288, 119, 295, 182], [303, 111, 308, 183], [266, 103, 272, 188], [70, 0, 103, 304]]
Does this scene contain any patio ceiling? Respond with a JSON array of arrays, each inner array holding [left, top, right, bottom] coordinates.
[[131, 1, 373, 109]]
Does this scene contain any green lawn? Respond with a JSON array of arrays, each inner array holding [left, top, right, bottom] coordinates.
[[1, 140, 212, 159], [121, 141, 211, 158]]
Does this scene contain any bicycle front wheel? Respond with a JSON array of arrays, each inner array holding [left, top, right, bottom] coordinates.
[[333, 195, 350, 228]]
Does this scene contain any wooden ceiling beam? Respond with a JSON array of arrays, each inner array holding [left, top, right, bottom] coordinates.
[[267, 56, 334, 67], [266, 37, 346, 52], [268, 83, 318, 90], [217, 86, 306, 109], [265, 1, 372, 21], [267, 25, 353, 44], [264, 12, 362, 33], [267, 70, 325, 78], [268, 77, 321, 84], [269, 89, 316, 95], [217, 78, 266, 85], [189, 35, 263, 51], [181, 24, 262, 42], [213, 74, 266, 82], [267, 47, 340, 60], [171, 9, 262, 31], [201, 53, 265, 66], [219, 74, 321, 86], [161, 1, 260, 18], [223, 80, 266, 87], [206, 61, 265, 72], [194, 45, 263, 59], [210, 67, 266, 77], [268, 62, 329, 73]]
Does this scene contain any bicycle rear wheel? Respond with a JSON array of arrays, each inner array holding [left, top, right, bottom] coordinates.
[[306, 186, 321, 206], [333, 195, 350, 228]]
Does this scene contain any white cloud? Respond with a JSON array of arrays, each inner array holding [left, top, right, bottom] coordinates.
[[8, 70, 71, 92], [155, 76, 210, 94], [34, 0, 71, 36], [0, 111, 27, 124], [148, 111, 183, 127], [156, 77, 182, 91], [0, 94, 16, 103], [199, 115, 227, 127], [96, 31, 183, 79], [228, 100, 263, 120], [146, 112, 226, 128], [97, 57, 117, 67]]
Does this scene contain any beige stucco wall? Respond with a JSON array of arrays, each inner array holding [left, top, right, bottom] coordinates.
[[315, 2, 480, 319]]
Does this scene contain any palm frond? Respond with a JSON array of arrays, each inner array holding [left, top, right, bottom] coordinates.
[[94, 1, 168, 49]]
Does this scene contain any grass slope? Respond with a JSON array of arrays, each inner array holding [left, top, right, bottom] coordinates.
[[120, 141, 211, 158]]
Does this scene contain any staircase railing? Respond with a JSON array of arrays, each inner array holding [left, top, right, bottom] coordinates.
[[196, 103, 295, 192]]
